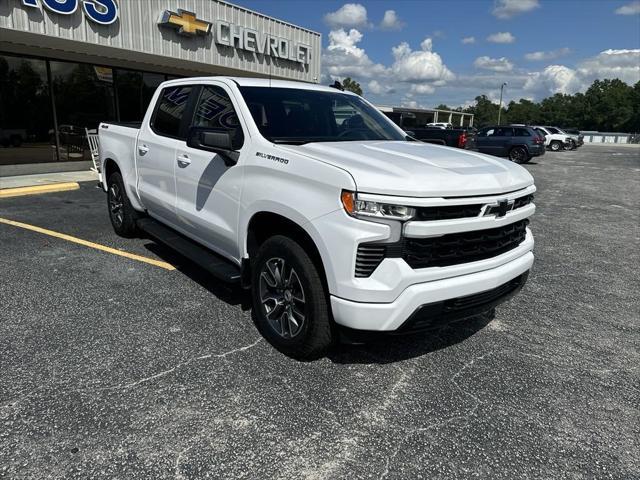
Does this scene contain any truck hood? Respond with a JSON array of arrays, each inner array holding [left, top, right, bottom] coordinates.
[[284, 141, 534, 197]]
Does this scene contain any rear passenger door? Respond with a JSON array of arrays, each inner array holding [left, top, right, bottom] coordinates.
[[137, 84, 196, 228], [174, 83, 247, 262], [493, 127, 514, 156], [475, 127, 495, 154]]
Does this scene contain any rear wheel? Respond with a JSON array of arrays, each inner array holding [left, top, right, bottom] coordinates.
[[508, 146, 528, 164], [107, 171, 139, 238], [549, 140, 562, 151], [252, 235, 333, 359]]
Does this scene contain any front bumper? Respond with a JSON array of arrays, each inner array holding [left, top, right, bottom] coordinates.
[[330, 250, 533, 331]]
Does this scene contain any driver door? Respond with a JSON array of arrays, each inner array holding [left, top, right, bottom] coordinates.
[[174, 83, 247, 262]]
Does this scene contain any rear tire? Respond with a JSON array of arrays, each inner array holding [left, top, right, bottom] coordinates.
[[251, 235, 333, 359], [549, 140, 562, 151], [107, 171, 139, 238], [508, 146, 528, 164]]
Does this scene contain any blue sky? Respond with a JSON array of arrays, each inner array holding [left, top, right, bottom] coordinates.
[[238, 0, 640, 107]]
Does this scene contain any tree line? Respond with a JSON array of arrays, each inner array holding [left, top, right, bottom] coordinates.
[[448, 79, 640, 132]]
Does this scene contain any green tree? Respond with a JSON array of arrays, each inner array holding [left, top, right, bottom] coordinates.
[[506, 99, 541, 125], [341, 77, 362, 96], [463, 95, 505, 127]]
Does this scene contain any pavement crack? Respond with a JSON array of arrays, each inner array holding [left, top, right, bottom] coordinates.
[[86, 338, 263, 392], [380, 351, 494, 479]]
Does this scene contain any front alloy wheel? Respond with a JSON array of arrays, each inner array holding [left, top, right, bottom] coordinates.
[[251, 235, 333, 359], [259, 257, 306, 339]]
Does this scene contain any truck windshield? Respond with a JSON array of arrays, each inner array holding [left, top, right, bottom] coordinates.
[[239, 87, 406, 144]]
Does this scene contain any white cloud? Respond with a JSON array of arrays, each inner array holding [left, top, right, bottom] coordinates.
[[577, 49, 640, 85], [524, 47, 571, 61], [367, 80, 395, 95], [379, 10, 404, 30], [524, 65, 582, 95], [492, 0, 540, 19], [410, 84, 436, 94], [474, 56, 514, 72], [390, 37, 455, 83], [487, 32, 516, 44], [322, 28, 386, 79], [461, 36, 476, 44], [523, 49, 640, 97], [615, 1, 640, 15], [324, 3, 369, 29]]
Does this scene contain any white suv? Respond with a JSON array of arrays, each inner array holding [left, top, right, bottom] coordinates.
[[99, 77, 535, 358], [532, 126, 573, 151]]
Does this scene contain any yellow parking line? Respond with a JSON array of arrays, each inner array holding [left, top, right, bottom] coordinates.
[[0, 217, 175, 271], [0, 182, 80, 198]]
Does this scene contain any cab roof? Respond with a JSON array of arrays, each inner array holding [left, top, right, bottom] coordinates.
[[163, 76, 352, 94]]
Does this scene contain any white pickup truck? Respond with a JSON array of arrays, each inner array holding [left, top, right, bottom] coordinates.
[[99, 77, 535, 358]]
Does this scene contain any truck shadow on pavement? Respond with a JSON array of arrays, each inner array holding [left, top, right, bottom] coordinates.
[[143, 241, 493, 364]]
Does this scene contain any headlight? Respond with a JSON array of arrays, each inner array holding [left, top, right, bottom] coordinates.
[[341, 190, 416, 221]]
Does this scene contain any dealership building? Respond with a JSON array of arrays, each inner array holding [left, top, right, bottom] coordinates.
[[0, 0, 321, 174]]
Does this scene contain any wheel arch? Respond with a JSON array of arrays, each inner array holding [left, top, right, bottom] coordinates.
[[245, 211, 329, 294]]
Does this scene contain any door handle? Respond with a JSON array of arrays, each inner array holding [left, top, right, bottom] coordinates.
[[177, 154, 191, 166], [138, 145, 149, 156]]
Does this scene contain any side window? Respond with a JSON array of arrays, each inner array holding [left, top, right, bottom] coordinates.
[[152, 86, 193, 139], [192, 86, 244, 150], [480, 128, 494, 137], [515, 128, 531, 137], [495, 127, 513, 137]]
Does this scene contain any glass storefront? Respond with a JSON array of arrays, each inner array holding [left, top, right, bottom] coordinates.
[[0, 52, 178, 166]]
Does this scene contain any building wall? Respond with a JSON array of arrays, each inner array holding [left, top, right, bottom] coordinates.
[[0, 0, 321, 82]]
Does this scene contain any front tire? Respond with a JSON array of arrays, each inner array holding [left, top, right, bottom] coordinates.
[[251, 235, 333, 359], [107, 171, 139, 238], [549, 140, 562, 151], [509, 146, 528, 164]]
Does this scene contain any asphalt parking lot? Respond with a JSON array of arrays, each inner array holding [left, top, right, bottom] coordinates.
[[1, 144, 639, 479]]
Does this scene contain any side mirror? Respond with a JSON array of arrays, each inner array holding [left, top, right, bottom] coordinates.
[[187, 127, 239, 166]]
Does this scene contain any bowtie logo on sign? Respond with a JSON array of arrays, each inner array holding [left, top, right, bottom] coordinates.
[[21, 0, 119, 25], [158, 9, 211, 36], [158, 9, 311, 65]]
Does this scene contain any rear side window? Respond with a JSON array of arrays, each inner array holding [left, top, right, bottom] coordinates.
[[191, 86, 244, 150], [515, 128, 532, 136], [494, 127, 513, 137], [152, 86, 193, 139]]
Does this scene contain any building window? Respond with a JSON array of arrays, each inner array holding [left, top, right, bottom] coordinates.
[[0, 55, 55, 166], [50, 61, 117, 161], [116, 70, 165, 122]]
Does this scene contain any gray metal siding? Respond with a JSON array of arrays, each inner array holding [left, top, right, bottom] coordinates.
[[0, 0, 321, 82]]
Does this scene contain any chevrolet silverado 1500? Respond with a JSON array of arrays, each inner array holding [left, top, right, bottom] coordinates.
[[99, 77, 535, 358]]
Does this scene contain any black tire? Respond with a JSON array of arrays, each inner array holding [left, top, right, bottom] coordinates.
[[549, 140, 562, 151], [251, 235, 333, 359], [508, 146, 528, 164], [106, 171, 139, 238]]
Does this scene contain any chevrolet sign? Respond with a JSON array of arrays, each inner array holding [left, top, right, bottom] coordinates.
[[158, 10, 311, 65]]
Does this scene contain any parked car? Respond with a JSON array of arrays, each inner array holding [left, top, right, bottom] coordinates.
[[531, 125, 575, 151], [99, 77, 536, 358], [406, 127, 477, 150], [475, 125, 545, 163], [553, 127, 584, 149]]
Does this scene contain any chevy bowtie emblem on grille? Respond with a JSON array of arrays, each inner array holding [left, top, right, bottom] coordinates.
[[158, 9, 211, 36], [482, 199, 515, 218]]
